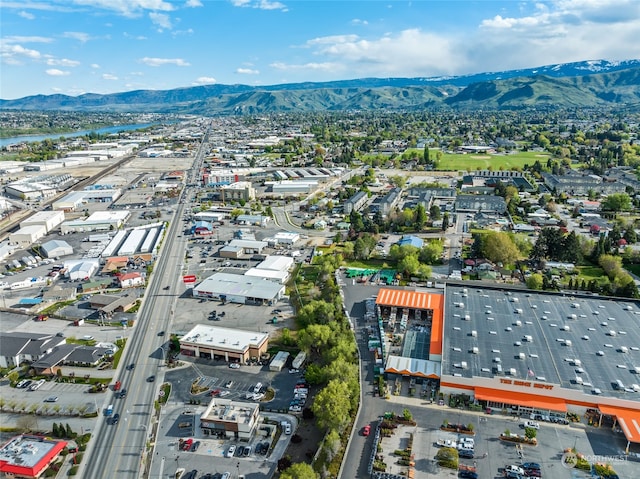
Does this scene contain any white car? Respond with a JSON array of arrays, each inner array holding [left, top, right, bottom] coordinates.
[[226, 445, 236, 458], [523, 420, 540, 429], [229, 363, 240, 369]]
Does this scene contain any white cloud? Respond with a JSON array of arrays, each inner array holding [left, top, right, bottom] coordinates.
[[2, 35, 52, 44], [257, 0, 287, 11], [46, 58, 81, 67], [140, 57, 190, 67], [63, 31, 91, 43], [102, 73, 118, 80], [185, 0, 203, 6], [0, 43, 42, 65], [351, 18, 368, 26], [124, 32, 148, 40], [46, 68, 70, 76], [305, 34, 359, 46], [149, 12, 172, 30], [236, 68, 259, 75], [193, 76, 216, 85], [18, 10, 35, 20], [68, 0, 174, 17], [270, 61, 339, 73], [296, 29, 459, 77], [91, 63, 100, 68], [230, 0, 287, 11]]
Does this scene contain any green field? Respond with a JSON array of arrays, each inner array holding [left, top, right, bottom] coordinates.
[[436, 151, 551, 172]]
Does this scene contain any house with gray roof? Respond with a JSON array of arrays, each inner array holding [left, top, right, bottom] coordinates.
[[30, 344, 112, 374], [454, 195, 507, 214], [0, 332, 65, 368]]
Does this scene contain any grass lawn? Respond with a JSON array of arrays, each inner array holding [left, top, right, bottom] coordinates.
[[624, 264, 640, 277], [574, 265, 609, 285], [436, 150, 550, 171]]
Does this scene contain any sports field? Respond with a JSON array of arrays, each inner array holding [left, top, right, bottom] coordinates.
[[436, 150, 551, 171]]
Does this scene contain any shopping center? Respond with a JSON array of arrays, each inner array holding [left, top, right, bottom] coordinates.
[[374, 285, 640, 452]]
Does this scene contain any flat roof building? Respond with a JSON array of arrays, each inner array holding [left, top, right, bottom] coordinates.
[[0, 435, 67, 479], [8, 224, 47, 247], [199, 398, 260, 440], [179, 324, 269, 364], [20, 210, 65, 233], [193, 272, 284, 305]]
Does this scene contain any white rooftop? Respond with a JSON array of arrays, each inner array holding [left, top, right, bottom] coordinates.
[[180, 324, 268, 352]]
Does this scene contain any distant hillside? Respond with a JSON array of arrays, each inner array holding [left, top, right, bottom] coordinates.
[[1, 59, 639, 113]]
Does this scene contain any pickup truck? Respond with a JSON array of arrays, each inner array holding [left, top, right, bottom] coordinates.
[[105, 404, 114, 417]]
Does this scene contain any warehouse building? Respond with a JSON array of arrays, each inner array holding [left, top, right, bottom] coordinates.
[[52, 191, 86, 211], [20, 210, 65, 233], [63, 259, 99, 281], [8, 224, 47, 247], [40, 239, 73, 258], [60, 210, 130, 234], [219, 239, 268, 259], [193, 272, 284, 305], [244, 255, 294, 284], [179, 324, 269, 364]]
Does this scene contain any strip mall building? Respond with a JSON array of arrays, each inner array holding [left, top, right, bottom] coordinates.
[[375, 285, 640, 452]]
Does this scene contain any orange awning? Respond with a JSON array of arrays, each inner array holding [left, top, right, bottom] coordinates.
[[475, 387, 567, 412], [598, 405, 640, 444], [375, 288, 444, 355]]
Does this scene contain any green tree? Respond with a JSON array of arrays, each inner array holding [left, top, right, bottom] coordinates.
[[414, 203, 427, 230], [312, 379, 353, 432], [429, 204, 441, 220], [397, 254, 420, 277], [526, 273, 544, 290], [602, 193, 632, 212], [423, 145, 430, 165], [482, 232, 521, 265], [280, 462, 319, 479], [420, 240, 444, 264]]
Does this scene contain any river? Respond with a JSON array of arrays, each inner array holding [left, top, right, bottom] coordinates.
[[0, 122, 158, 148]]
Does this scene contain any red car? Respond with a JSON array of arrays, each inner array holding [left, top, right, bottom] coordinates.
[[210, 389, 221, 397], [362, 425, 371, 436]]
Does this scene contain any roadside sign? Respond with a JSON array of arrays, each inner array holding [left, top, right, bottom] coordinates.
[[183, 275, 197, 284]]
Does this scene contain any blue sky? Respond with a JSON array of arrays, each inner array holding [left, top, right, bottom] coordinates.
[[1, 0, 639, 99]]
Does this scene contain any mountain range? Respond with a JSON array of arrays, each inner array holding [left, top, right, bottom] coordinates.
[[1, 59, 640, 114]]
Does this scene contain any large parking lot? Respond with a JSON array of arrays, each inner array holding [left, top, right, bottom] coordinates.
[[148, 359, 305, 479]]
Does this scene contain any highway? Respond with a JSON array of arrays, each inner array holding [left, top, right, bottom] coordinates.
[[80, 124, 210, 479]]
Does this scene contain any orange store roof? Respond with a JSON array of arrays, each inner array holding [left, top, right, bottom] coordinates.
[[375, 288, 444, 355], [598, 405, 640, 443], [475, 387, 567, 412]]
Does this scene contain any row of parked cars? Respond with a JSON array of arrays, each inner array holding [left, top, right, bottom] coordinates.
[[289, 380, 308, 412], [16, 379, 46, 391], [503, 462, 541, 478]]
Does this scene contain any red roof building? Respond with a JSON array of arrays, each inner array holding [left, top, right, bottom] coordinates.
[[0, 435, 67, 478]]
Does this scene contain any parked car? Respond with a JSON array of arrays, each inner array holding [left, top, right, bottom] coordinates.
[[190, 441, 200, 452], [523, 420, 540, 429], [44, 396, 58, 402], [243, 446, 251, 457], [459, 471, 478, 479], [226, 445, 236, 458], [229, 363, 240, 369]]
